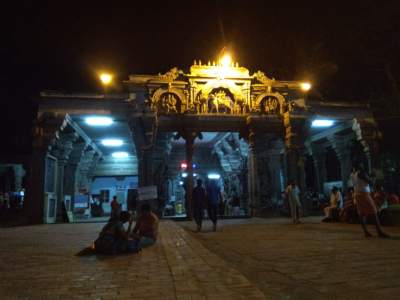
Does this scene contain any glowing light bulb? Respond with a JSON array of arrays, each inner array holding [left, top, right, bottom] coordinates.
[[99, 73, 113, 85], [220, 54, 232, 68], [300, 82, 312, 91]]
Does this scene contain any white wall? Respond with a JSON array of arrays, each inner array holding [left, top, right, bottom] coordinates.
[[90, 176, 138, 213]]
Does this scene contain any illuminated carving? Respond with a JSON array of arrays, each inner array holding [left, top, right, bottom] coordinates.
[[126, 58, 310, 116], [158, 67, 183, 82]]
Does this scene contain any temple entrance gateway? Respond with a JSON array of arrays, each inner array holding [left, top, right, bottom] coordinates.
[[28, 59, 382, 223], [160, 132, 251, 218]]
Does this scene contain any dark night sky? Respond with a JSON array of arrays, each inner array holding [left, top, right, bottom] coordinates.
[[2, 1, 400, 149]]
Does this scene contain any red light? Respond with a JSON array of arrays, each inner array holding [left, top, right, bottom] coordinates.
[[180, 162, 187, 169]]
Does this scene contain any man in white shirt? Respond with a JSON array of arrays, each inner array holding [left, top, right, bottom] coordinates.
[[285, 180, 302, 224], [351, 166, 389, 238]]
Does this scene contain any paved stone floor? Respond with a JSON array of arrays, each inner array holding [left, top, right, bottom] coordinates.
[[180, 217, 400, 300], [0, 218, 399, 299], [0, 220, 263, 300]]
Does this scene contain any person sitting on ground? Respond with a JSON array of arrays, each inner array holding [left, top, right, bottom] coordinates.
[[131, 203, 159, 247], [94, 211, 138, 254], [323, 186, 341, 222]]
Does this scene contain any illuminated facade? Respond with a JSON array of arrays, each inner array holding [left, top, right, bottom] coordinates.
[[28, 61, 381, 223]]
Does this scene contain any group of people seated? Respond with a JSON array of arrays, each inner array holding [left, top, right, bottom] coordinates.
[[94, 203, 159, 255], [322, 184, 400, 224]]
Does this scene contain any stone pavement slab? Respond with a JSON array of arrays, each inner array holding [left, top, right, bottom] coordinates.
[[0, 220, 265, 299], [179, 217, 400, 300]]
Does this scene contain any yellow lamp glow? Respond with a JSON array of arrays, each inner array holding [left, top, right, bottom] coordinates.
[[300, 82, 312, 91], [99, 73, 113, 85], [220, 53, 232, 68]]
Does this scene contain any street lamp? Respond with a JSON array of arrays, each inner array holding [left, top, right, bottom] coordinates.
[[99, 73, 113, 86], [300, 82, 312, 92]]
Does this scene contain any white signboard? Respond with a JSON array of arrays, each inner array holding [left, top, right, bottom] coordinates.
[[138, 186, 158, 201]]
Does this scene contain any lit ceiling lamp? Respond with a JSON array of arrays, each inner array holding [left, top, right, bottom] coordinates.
[[101, 139, 123, 147], [112, 151, 129, 158], [300, 82, 312, 91], [208, 173, 221, 179], [311, 119, 335, 128], [85, 116, 113, 126]]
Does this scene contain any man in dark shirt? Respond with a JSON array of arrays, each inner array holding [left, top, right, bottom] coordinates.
[[207, 180, 222, 231], [192, 179, 206, 232]]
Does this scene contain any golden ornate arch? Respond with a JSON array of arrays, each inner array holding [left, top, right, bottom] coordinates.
[[254, 92, 286, 115]]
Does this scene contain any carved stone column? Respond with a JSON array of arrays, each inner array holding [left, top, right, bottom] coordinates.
[[64, 141, 87, 201], [311, 145, 327, 193], [137, 148, 154, 186], [78, 148, 96, 191], [129, 114, 158, 187], [51, 133, 77, 222], [175, 130, 201, 220], [87, 153, 102, 182], [247, 130, 259, 216], [25, 113, 67, 224], [283, 112, 307, 205], [266, 145, 284, 206], [329, 134, 353, 191]]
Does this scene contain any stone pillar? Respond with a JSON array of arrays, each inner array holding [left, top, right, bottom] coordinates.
[[56, 159, 67, 221], [78, 149, 95, 191], [51, 135, 77, 222], [247, 130, 259, 216], [267, 149, 284, 205], [138, 148, 154, 187], [129, 114, 158, 187], [87, 153, 102, 183], [25, 113, 67, 224], [283, 112, 307, 206], [25, 145, 47, 224], [328, 135, 353, 192], [65, 141, 88, 204], [176, 130, 200, 220], [312, 147, 327, 193]]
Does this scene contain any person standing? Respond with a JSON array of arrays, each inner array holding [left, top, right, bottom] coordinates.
[[286, 180, 302, 224], [351, 166, 390, 238], [110, 196, 121, 220], [206, 180, 222, 231], [192, 179, 206, 232]]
